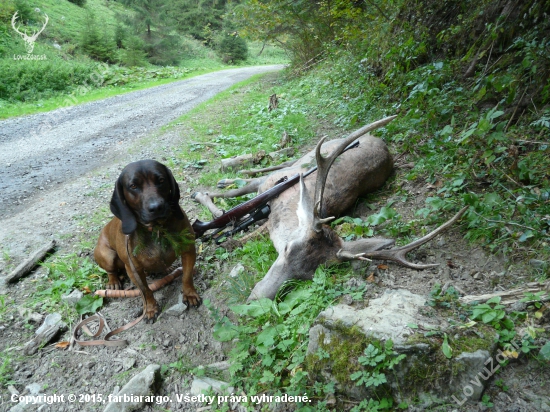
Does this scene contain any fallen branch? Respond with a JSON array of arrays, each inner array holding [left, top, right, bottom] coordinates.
[[95, 267, 182, 298], [458, 281, 550, 305], [24, 322, 67, 356], [5, 240, 56, 283]]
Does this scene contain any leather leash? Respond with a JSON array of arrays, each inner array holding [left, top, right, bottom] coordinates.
[[73, 235, 146, 347]]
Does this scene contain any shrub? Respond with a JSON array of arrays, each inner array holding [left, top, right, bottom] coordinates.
[[68, 0, 86, 6], [115, 35, 148, 67], [80, 12, 115, 62], [0, 58, 97, 101], [217, 32, 248, 64]]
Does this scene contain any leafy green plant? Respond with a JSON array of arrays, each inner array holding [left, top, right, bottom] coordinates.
[[333, 206, 397, 240], [471, 297, 514, 332], [427, 283, 459, 308], [38, 255, 105, 312], [350, 397, 394, 412], [350, 339, 406, 388], [0, 354, 14, 387], [481, 394, 494, 408], [441, 333, 453, 359], [75, 294, 103, 316], [208, 266, 368, 406]]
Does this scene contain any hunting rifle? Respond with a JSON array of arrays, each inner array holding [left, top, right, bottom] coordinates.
[[191, 140, 360, 243]]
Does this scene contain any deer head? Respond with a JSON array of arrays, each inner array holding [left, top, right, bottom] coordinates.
[[11, 11, 49, 54], [248, 117, 467, 300]]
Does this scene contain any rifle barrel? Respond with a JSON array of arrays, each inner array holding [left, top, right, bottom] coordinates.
[[191, 139, 360, 238]]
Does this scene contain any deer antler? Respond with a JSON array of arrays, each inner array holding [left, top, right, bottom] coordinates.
[[11, 11, 48, 54], [336, 206, 468, 268], [311, 115, 397, 232]]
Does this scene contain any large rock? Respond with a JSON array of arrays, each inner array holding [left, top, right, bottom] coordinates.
[[104, 364, 162, 412], [306, 289, 498, 407]]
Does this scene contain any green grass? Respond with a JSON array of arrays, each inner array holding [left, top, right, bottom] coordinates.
[[0, 65, 217, 119], [33, 254, 105, 319]]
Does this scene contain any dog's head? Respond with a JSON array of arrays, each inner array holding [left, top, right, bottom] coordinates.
[[110, 160, 184, 234]]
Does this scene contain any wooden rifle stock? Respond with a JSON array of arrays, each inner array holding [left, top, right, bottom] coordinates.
[[191, 174, 299, 238], [191, 140, 360, 239]]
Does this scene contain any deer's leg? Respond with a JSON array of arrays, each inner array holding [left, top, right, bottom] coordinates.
[[191, 192, 225, 218], [191, 177, 265, 218]]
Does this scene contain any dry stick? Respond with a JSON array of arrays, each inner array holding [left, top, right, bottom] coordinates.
[[23, 322, 66, 356], [490, 164, 523, 187], [190, 141, 220, 147], [506, 87, 528, 132], [94, 267, 183, 298], [239, 160, 297, 177], [5, 240, 56, 283], [481, 41, 495, 77], [459, 281, 550, 305]]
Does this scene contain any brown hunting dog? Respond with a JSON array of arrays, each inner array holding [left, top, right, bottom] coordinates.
[[94, 160, 201, 322]]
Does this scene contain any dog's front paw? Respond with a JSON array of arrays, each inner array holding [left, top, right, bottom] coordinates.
[[143, 302, 160, 323], [106, 273, 122, 290], [182, 289, 202, 308]]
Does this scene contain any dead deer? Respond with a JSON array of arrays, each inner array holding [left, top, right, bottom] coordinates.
[[11, 11, 49, 54], [193, 116, 466, 300]]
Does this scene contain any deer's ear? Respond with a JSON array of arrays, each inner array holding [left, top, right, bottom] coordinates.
[[296, 174, 314, 232]]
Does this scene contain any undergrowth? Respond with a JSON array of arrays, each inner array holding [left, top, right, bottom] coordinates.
[[36, 254, 105, 319], [206, 266, 367, 411], [286, 52, 550, 269]]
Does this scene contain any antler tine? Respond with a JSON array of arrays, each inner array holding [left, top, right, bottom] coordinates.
[[337, 206, 468, 269], [312, 115, 398, 232], [33, 14, 49, 39], [11, 11, 24, 37]]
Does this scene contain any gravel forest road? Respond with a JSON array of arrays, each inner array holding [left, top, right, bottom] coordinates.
[[0, 65, 283, 218]]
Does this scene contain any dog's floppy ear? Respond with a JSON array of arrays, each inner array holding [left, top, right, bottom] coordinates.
[[110, 177, 137, 234], [164, 165, 185, 220]]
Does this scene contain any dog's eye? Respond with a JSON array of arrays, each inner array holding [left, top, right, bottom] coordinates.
[[129, 184, 137, 190]]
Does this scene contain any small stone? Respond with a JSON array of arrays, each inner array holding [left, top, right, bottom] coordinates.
[[122, 358, 136, 370], [529, 259, 547, 269], [104, 364, 161, 412], [229, 263, 245, 278], [206, 361, 230, 371], [7, 385, 19, 395], [164, 303, 187, 317], [190, 377, 234, 395], [25, 383, 42, 395], [61, 289, 84, 306]]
